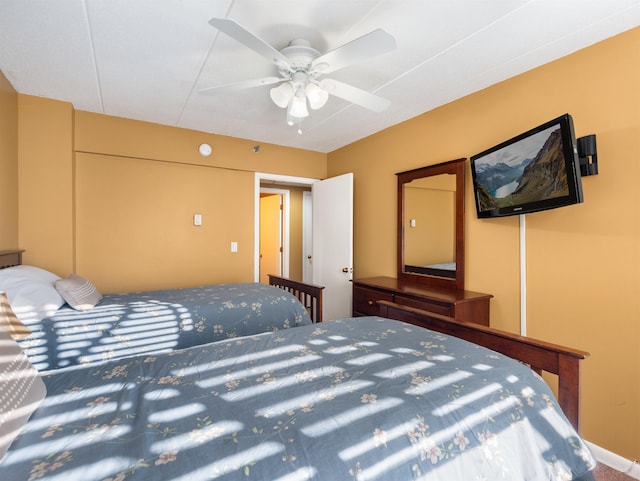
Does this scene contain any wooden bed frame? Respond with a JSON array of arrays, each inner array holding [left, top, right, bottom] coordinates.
[[268, 274, 324, 323], [1, 249, 584, 426], [378, 300, 589, 432], [0, 249, 23, 269], [0, 250, 325, 323]]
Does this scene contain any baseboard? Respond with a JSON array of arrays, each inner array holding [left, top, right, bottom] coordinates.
[[586, 441, 640, 479]]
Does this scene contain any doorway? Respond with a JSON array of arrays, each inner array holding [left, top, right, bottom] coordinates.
[[259, 188, 288, 284], [254, 173, 317, 283], [254, 172, 353, 320]]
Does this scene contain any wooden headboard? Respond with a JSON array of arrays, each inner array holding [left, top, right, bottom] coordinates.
[[268, 274, 324, 323], [0, 250, 24, 269]]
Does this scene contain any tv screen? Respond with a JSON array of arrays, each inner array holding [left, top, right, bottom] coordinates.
[[470, 113, 584, 218]]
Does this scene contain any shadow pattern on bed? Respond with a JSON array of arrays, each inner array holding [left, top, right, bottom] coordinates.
[[18, 283, 312, 371], [4, 317, 595, 481]]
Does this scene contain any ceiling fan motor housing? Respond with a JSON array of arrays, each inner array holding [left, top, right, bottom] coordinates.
[[279, 39, 321, 74]]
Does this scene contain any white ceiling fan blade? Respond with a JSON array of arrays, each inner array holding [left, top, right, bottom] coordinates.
[[312, 29, 396, 74], [199, 76, 283, 95], [320, 79, 390, 112], [208, 18, 291, 70]]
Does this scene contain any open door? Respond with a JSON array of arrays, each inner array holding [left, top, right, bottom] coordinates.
[[254, 172, 353, 320], [312, 173, 354, 320]]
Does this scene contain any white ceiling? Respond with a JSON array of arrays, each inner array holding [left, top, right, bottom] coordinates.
[[1, 1, 639, 153]]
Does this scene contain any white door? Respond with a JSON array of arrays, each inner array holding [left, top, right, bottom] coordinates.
[[312, 173, 354, 320]]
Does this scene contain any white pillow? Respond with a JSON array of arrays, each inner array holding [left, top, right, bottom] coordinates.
[[0, 324, 47, 461], [0, 266, 64, 324]]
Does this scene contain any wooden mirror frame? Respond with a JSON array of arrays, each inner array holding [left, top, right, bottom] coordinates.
[[397, 158, 465, 290]]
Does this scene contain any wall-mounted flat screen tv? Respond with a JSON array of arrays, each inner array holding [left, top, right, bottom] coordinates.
[[470, 113, 584, 218]]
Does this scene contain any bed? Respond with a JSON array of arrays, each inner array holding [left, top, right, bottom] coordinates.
[[404, 263, 456, 279], [1, 301, 595, 480], [0, 250, 324, 371]]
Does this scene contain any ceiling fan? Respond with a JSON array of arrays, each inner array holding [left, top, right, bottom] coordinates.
[[200, 18, 396, 128]]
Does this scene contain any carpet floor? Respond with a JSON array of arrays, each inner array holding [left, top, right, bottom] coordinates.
[[594, 462, 637, 480]]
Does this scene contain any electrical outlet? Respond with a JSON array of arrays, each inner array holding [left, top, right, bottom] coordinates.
[[231, 242, 238, 253]]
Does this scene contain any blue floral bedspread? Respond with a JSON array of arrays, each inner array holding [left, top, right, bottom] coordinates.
[[18, 283, 312, 371], [4, 317, 595, 481]]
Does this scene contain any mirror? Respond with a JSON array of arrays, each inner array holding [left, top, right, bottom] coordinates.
[[397, 158, 465, 290]]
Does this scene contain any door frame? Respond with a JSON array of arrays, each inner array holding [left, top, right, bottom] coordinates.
[[254, 173, 319, 282], [302, 190, 313, 284]]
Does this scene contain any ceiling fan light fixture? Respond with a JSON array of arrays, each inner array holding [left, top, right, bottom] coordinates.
[[269, 82, 294, 108], [306, 83, 329, 110], [288, 91, 309, 118]]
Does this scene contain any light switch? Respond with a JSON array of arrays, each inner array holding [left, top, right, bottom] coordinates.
[[194, 214, 202, 226], [231, 242, 238, 253], [410, 219, 416, 227]]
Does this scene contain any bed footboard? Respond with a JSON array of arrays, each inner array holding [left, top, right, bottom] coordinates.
[[268, 274, 324, 323], [378, 300, 589, 432]]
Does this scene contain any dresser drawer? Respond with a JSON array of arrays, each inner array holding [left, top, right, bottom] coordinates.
[[353, 286, 394, 316], [393, 295, 453, 317], [352, 277, 491, 325]]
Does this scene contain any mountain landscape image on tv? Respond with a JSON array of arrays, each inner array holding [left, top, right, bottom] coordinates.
[[473, 125, 570, 213]]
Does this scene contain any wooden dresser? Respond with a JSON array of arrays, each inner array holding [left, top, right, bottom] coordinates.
[[352, 276, 492, 326]]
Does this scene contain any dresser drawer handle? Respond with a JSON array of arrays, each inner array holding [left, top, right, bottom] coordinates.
[[367, 300, 374, 306]]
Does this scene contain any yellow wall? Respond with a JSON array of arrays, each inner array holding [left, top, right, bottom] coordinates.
[[75, 153, 256, 292], [0, 70, 18, 248], [74, 110, 325, 178], [18, 96, 74, 275], [328, 27, 640, 459], [12, 97, 326, 292]]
